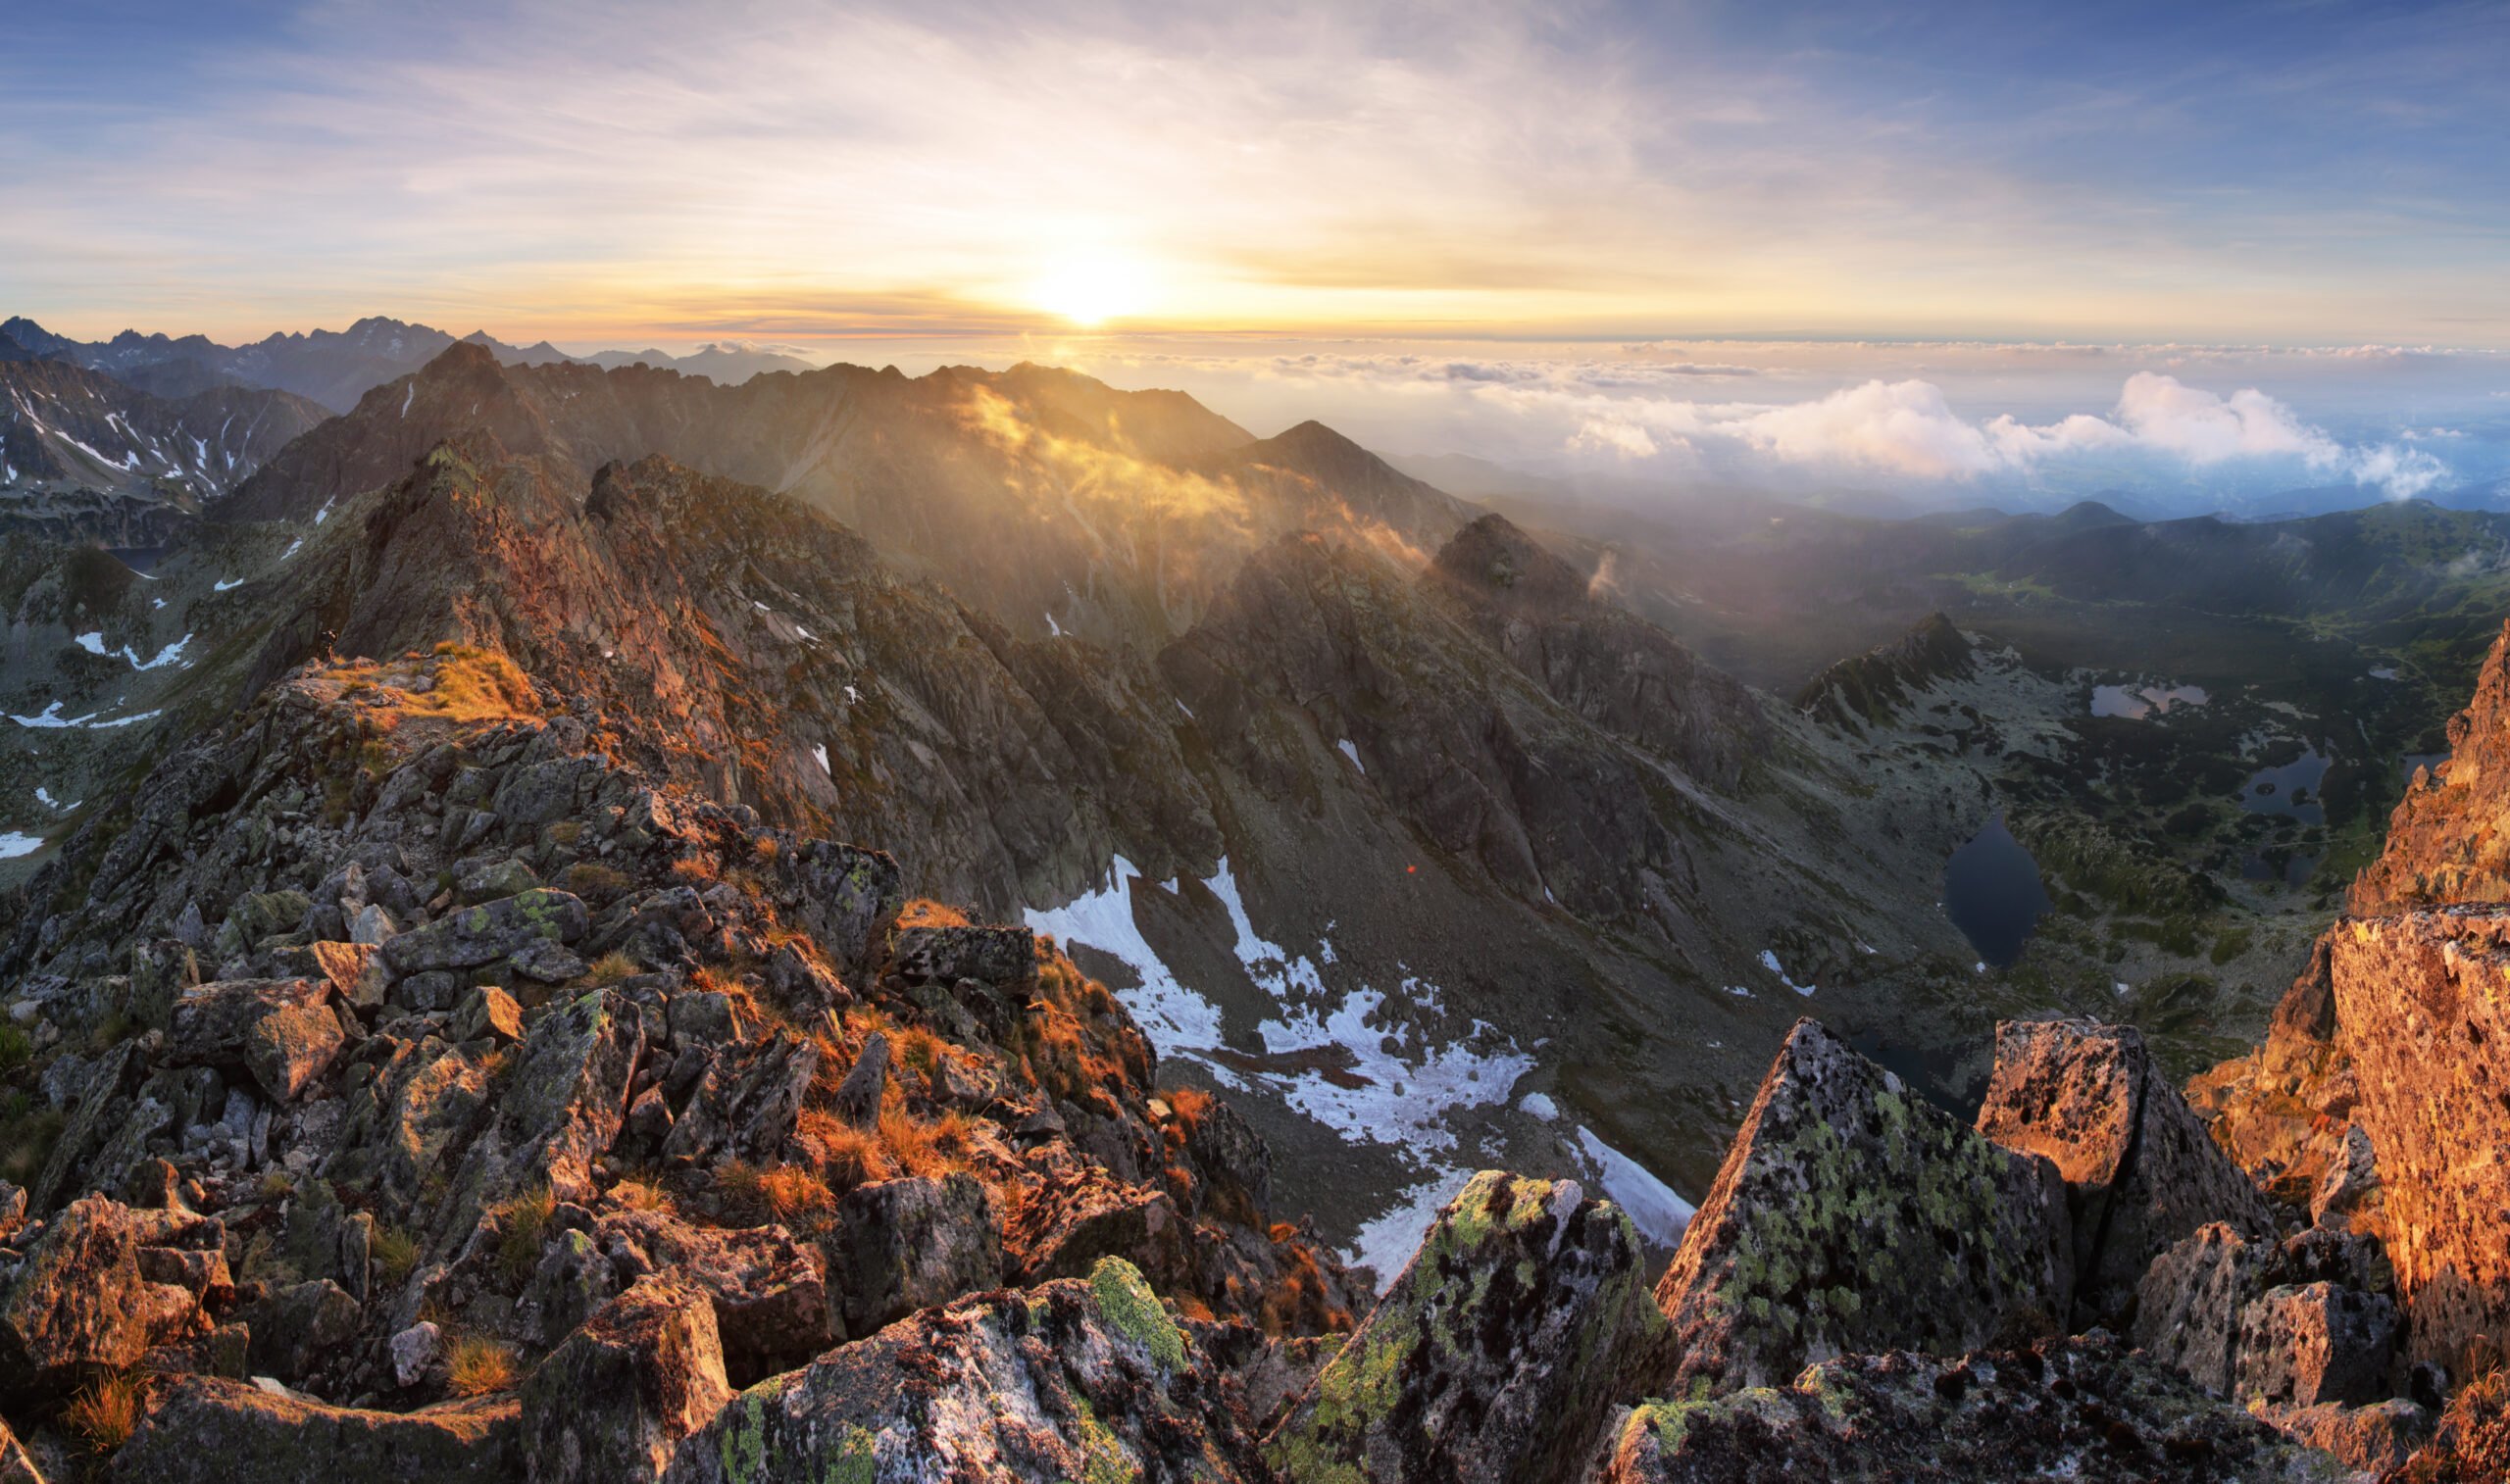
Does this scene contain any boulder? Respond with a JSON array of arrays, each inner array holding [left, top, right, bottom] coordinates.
[[663, 1258, 1259, 1482], [323, 1033, 491, 1208], [452, 985, 525, 1044], [891, 924, 1035, 987], [2310, 1123, 2380, 1227], [1603, 1333, 2346, 1483], [168, 978, 348, 1102], [240, 1278, 363, 1378], [519, 1277, 734, 1483], [2272, 1398, 2430, 1475], [2234, 1281, 2397, 1409], [656, 1030, 815, 1169], [105, 1375, 520, 1483], [1974, 1017, 2275, 1327], [382, 889, 589, 976], [1653, 1018, 2073, 1393], [829, 1031, 887, 1124], [1269, 1171, 1671, 1484], [782, 840, 902, 980], [495, 989, 643, 1202], [1005, 1162, 1183, 1284], [832, 1172, 1003, 1336], [308, 940, 380, 1008], [0, 1196, 221, 1393], [591, 1209, 829, 1382], [2131, 1221, 2261, 1395]]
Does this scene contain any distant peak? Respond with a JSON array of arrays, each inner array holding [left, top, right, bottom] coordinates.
[[1431, 512, 1588, 607]]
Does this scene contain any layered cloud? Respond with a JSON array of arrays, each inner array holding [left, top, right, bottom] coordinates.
[[1180, 348, 2460, 503]]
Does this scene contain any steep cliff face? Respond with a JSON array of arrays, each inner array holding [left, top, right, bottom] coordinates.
[[2350, 616, 2510, 916], [2193, 615, 2510, 1382]]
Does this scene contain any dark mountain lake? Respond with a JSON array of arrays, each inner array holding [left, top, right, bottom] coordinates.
[[2241, 746, 2330, 824], [1942, 815, 2051, 968]]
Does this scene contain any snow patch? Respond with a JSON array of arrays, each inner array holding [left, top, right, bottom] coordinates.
[[1336, 739, 1365, 773], [73, 632, 107, 656], [1576, 1125, 1697, 1246], [811, 745, 829, 774], [1759, 949, 1816, 997], [1044, 611, 1064, 637], [1024, 857, 1229, 1055], [0, 832, 42, 860], [214, 577, 243, 592], [1519, 1092, 1558, 1121]]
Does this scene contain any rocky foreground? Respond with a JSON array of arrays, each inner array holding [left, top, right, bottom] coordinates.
[[6, 586, 2510, 1478]]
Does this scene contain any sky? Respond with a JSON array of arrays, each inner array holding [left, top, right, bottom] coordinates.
[[5, 0, 2509, 512]]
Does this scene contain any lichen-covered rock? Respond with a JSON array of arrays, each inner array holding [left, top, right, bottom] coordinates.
[[104, 1375, 521, 1483], [657, 1029, 815, 1169], [519, 1276, 735, 1483], [2133, 1221, 2263, 1395], [1974, 1016, 2275, 1328], [2311, 1123, 2381, 1227], [451, 984, 524, 1044], [1601, 1333, 2348, 1483], [381, 888, 588, 976], [589, 1209, 829, 1382], [1269, 1171, 1671, 1484], [2271, 1398, 2430, 1476], [891, 923, 1035, 986], [781, 840, 901, 980], [1653, 1018, 2073, 1393], [2235, 1282, 2398, 1410], [663, 1258, 1259, 1483], [0, 1196, 220, 1393], [493, 988, 642, 1202], [240, 1277, 363, 1378], [2322, 910, 2510, 1374], [167, 977, 349, 1102], [832, 1172, 1002, 1337]]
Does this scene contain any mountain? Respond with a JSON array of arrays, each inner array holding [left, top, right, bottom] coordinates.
[[0, 316, 818, 414], [0, 357, 327, 543], [0, 334, 2504, 1474]]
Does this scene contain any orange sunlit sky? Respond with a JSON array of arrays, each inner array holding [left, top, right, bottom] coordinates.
[[7, 1, 2509, 510]]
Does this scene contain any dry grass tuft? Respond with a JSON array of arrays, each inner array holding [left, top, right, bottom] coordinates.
[[65, 1372, 140, 1453], [446, 1334, 519, 1397]]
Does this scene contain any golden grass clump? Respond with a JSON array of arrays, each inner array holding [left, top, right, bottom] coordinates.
[[895, 898, 972, 928], [372, 1223, 422, 1285], [579, 948, 640, 986], [494, 1184, 556, 1283], [65, 1372, 140, 1453], [446, 1334, 519, 1397], [608, 1176, 669, 1212]]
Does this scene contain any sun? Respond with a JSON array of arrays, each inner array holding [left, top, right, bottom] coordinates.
[[1030, 256, 1144, 327]]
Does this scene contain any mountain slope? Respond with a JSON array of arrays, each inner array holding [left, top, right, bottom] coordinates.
[[0, 358, 327, 543]]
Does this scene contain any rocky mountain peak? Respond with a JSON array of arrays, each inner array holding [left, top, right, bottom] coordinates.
[[1428, 512, 1593, 611]]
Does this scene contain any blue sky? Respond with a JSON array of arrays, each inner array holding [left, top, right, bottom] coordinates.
[[4, 1, 2507, 510]]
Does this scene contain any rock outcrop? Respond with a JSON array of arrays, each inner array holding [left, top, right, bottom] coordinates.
[[666, 1258, 1259, 1483], [1652, 1018, 2073, 1392], [1602, 1333, 2346, 1483], [1268, 1171, 1671, 1484], [1974, 1016, 2274, 1327]]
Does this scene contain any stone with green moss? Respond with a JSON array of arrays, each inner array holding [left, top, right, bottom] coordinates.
[[1600, 1332, 2353, 1482], [1652, 1018, 2073, 1394], [1267, 1170, 1672, 1484], [665, 1273, 1262, 1482]]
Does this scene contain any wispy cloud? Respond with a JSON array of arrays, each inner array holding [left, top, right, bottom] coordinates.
[[2, 1, 2505, 345]]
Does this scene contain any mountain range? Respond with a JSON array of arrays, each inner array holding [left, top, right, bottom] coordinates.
[[0, 328, 2507, 1478], [0, 316, 817, 415]]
